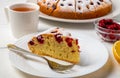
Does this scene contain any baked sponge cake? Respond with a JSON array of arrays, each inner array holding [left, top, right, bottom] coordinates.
[[28, 28, 80, 64], [37, 0, 59, 15], [38, 0, 112, 19]]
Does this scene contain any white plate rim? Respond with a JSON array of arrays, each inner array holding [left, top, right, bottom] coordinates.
[[9, 32, 109, 77], [27, 0, 120, 23]]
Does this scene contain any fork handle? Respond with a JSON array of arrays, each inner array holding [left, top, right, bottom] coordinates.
[[7, 44, 46, 61]]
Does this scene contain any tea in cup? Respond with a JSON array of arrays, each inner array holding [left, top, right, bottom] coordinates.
[[5, 3, 39, 38]]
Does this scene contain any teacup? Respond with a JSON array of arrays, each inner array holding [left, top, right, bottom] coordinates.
[[5, 3, 39, 38]]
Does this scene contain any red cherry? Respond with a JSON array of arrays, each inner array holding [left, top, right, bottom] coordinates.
[[109, 34, 116, 40], [29, 41, 34, 45], [105, 19, 113, 25], [98, 19, 106, 27], [99, 22, 106, 28], [107, 24, 116, 30], [37, 35, 44, 44], [76, 39, 78, 45], [54, 34, 63, 43], [65, 37, 73, 47]]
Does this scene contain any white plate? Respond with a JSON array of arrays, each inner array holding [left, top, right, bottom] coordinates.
[[9, 31, 109, 77], [27, 0, 120, 23]]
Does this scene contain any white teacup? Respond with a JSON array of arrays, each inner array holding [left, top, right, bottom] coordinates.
[[5, 3, 39, 38]]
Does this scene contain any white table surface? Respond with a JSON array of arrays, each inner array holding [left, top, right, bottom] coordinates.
[[0, 0, 120, 78]]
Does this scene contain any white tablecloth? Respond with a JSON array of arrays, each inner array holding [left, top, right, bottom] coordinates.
[[0, 0, 120, 78]]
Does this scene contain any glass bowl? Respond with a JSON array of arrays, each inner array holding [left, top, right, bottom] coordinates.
[[94, 19, 120, 42]]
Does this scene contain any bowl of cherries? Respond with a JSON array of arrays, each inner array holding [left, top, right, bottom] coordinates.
[[94, 18, 120, 42]]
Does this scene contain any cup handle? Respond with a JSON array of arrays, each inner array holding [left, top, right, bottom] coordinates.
[[4, 7, 9, 22]]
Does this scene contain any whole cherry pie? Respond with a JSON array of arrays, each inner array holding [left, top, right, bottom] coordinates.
[[37, 0, 112, 19]]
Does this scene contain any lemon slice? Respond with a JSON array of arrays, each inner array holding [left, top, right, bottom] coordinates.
[[112, 40, 120, 64]]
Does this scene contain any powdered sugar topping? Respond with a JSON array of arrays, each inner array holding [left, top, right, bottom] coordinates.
[[40, 0, 112, 13], [57, 0, 75, 12], [36, 27, 73, 37], [76, 0, 112, 13], [41, 0, 58, 8]]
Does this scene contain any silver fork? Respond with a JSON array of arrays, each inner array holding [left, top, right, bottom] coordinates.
[[7, 44, 75, 72]]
